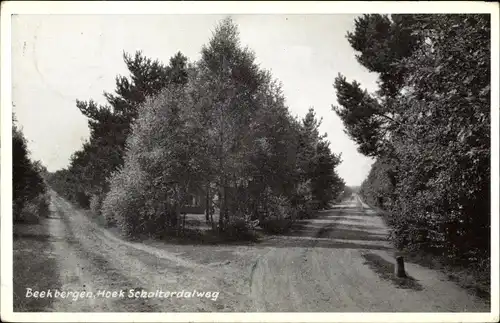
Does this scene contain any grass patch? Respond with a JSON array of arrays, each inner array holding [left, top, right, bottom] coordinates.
[[361, 253, 424, 291], [13, 221, 61, 312], [395, 249, 490, 301], [361, 199, 490, 302]]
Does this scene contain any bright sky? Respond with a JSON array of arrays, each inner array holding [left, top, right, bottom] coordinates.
[[12, 14, 379, 186]]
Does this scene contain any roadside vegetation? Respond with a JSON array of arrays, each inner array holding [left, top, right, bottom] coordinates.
[[13, 14, 491, 310], [333, 14, 491, 299], [13, 115, 59, 311], [13, 115, 50, 223], [47, 18, 346, 241]]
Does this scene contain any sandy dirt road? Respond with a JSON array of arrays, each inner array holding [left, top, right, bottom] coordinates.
[[250, 195, 489, 312], [40, 191, 489, 312]]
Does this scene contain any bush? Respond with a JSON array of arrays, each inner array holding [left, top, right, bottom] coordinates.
[[260, 218, 293, 234], [16, 204, 40, 224], [297, 204, 315, 219], [15, 193, 51, 224], [101, 162, 148, 233], [260, 193, 295, 234], [74, 191, 91, 209], [89, 192, 109, 226], [13, 120, 48, 222], [223, 216, 258, 241], [90, 193, 104, 216], [35, 193, 51, 219]]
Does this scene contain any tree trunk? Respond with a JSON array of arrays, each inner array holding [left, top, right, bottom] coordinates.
[[175, 204, 181, 236], [175, 188, 181, 236], [218, 185, 226, 232], [224, 185, 229, 224], [205, 182, 211, 225]]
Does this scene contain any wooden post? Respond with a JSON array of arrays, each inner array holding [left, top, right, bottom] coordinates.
[[395, 256, 406, 278]]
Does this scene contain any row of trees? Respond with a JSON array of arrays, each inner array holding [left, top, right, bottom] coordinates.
[[334, 14, 490, 265], [13, 115, 50, 223], [48, 18, 345, 239], [48, 50, 189, 209]]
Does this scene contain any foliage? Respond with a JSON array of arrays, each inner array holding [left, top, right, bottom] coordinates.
[[298, 108, 345, 209], [359, 157, 396, 209], [19, 192, 51, 223], [13, 116, 49, 223], [102, 82, 207, 237], [334, 14, 490, 264], [48, 50, 189, 208], [51, 17, 346, 240], [101, 158, 148, 234], [89, 192, 105, 218], [259, 191, 294, 234]]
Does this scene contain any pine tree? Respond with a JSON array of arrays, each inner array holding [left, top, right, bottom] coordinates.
[[335, 14, 491, 264], [60, 51, 189, 207], [196, 17, 267, 230]]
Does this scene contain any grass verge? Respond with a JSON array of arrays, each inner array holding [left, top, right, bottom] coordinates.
[[361, 198, 490, 302], [361, 252, 424, 291], [13, 220, 60, 312], [395, 249, 490, 302]]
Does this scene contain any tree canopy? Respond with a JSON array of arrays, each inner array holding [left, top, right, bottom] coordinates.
[[49, 17, 346, 239], [334, 14, 490, 264], [13, 115, 49, 222]]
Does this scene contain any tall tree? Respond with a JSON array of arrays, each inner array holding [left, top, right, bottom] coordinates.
[[196, 17, 267, 230], [298, 108, 344, 208], [102, 83, 204, 237], [60, 17, 347, 239], [57, 51, 189, 207], [334, 14, 491, 263]]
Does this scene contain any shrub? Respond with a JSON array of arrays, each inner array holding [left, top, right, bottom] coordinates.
[[223, 215, 258, 241], [13, 119, 48, 222], [297, 204, 315, 219], [101, 162, 147, 234], [260, 193, 295, 234], [35, 193, 51, 219], [16, 193, 50, 224], [260, 218, 293, 234], [74, 191, 91, 209], [17, 203, 40, 224], [90, 193, 105, 216]]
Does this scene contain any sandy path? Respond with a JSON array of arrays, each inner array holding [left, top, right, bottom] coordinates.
[[47, 191, 253, 312], [45, 191, 489, 312], [249, 195, 490, 312]]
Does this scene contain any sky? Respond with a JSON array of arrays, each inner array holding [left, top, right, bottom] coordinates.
[[11, 14, 379, 186]]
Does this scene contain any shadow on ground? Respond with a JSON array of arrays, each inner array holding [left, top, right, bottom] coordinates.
[[361, 253, 424, 291], [133, 208, 393, 251]]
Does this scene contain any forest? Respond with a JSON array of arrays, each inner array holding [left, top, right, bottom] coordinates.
[[13, 14, 491, 276], [43, 18, 346, 240], [333, 14, 491, 272]]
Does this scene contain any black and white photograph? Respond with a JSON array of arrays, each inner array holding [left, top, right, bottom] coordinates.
[[1, 1, 499, 322]]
